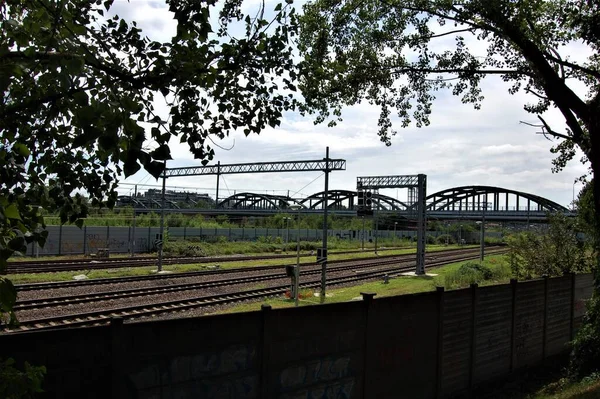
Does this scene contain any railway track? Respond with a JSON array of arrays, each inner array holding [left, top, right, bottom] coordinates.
[[14, 247, 504, 291], [5, 248, 507, 333], [4, 246, 417, 274]]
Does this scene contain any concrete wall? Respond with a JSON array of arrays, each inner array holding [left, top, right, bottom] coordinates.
[[3, 274, 591, 398]]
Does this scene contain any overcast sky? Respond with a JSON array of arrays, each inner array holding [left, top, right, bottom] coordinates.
[[114, 0, 590, 208]]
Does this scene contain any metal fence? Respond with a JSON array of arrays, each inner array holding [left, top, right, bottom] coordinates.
[[27, 225, 495, 256]]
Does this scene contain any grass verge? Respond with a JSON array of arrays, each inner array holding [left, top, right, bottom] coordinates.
[[6, 244, 477, 284], [220, 254, 511, 314]]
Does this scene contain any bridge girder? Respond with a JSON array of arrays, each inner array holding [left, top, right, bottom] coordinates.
[[422, 186, 568, 213], [218, 192, 306, 210], [300, 190, 409, 210]]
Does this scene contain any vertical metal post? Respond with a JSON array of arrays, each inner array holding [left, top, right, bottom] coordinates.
[[158, 162, 167, 272], [83, 225, 87, 255], [321, 147, 329, 303], [361, 216, 365, 251], [286, 217, 290, 249], [294, 208, 301, 307], [215, 161, 221, 209], [374, 204, 379, 254], [58, 223, 63, 256], [416, 174, 427, 275], [480, 194, 487, 263], [131, 184, 137, 257]]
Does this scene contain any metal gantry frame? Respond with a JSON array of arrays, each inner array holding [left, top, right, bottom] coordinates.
[[157, 148, 346, 299], [357, 174, 427, 275]]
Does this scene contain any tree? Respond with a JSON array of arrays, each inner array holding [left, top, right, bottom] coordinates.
[[0, 0, 298, 323], [298, 0, 600, 375], [298, 0, 599, 223]]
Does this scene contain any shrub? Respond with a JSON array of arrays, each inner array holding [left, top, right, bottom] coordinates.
[[0, 358, 46, 399], [570, 294, 600, 378], [436, 234, 456, 245], [440, 260, 512, 290]]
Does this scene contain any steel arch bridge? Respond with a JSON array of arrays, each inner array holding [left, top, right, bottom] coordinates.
[[217, 192, 306, 210], [299, 190, 410, 210], [211, 185, 570, 221], [418, 185, 567, 213]]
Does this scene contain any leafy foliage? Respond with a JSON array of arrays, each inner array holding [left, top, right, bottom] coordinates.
[[507, 213, 592, 279], [0, 0, 298, 319], [299, 0, 598, 156], [0, 358, 46, 399], [570, 295, 600, 378]]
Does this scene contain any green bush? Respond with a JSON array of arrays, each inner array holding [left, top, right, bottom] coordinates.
[[440, 260, 512, 290], [436, 234, 456, 245], [570, 294, 600, 378], [0, 358, 46, 399], [426, 235, 436, 244]]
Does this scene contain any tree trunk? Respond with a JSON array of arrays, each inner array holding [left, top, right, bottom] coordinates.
[[587, 98, 600, 289]]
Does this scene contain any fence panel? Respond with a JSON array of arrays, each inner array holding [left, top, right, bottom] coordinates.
[[574, 274, 595, 331], [546, 276, 572, 356], [120, 313, 262, 398], [440, 289, 473, 398], [264, 302, 366, 398], [365, 293, 439, 398], [513, 280, 545, 369], [473, 285, 512, 385]]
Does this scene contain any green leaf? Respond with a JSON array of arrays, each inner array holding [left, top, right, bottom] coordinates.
[[4, 205, 21, 220], [145, 161, 165, 179], [149, 145, 172, 161], [0, 277, 17, 313], [12, 143, 30, 158]]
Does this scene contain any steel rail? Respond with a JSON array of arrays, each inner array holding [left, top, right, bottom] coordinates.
[[5, 249, 505, 333], [5, 246, 416, 274], [17, 252, 508, 310], [14, 247, 503, 291]]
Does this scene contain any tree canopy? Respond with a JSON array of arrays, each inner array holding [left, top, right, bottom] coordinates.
[[298, 0, 599, 188], [0, 0, 298, 322]]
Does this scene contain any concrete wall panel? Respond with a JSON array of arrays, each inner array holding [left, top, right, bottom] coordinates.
[[264, 302, 366, 399], [513, 280, 545, 369], [546, 276, 572, 356], [574, 274, 595, 331], [365, 293, 439, 399], [440, 289, 472, 397], [473, 285, 512, 385]]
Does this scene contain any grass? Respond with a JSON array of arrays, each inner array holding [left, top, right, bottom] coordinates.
[[220, 254, 512, 314], [5, 244, 477, 284]]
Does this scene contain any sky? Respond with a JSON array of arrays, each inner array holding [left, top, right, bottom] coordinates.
[[113, 0, 590, 208]]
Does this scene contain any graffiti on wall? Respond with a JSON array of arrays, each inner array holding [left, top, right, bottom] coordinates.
[[278, 356, 354, 399], [128, 344, 258, 398]]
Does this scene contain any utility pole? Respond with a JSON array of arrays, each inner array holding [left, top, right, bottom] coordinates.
[[361, 216, 365, 251], [158, 162, 167, 272], [131, 184, 137, 258], [320, 147, 330, 303], [480, 194, 487, 263]]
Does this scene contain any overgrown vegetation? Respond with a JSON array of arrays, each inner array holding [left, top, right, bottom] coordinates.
[[162, 236, 413, 257], [0, 358, 46, 399], [507, 213, 593, 280], [435, 258, 512, 290]]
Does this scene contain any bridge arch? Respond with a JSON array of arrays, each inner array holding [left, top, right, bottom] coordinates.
[[218, 192, 306, 210], [421, 186, 568, 212], [300, 190, 409, 210]]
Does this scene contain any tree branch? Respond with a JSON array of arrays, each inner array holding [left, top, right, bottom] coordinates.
[[543, 50, 600, 80], [525, 88, 549, 100], [387, 65, 530, 76], [520, 119, 571, 141]]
